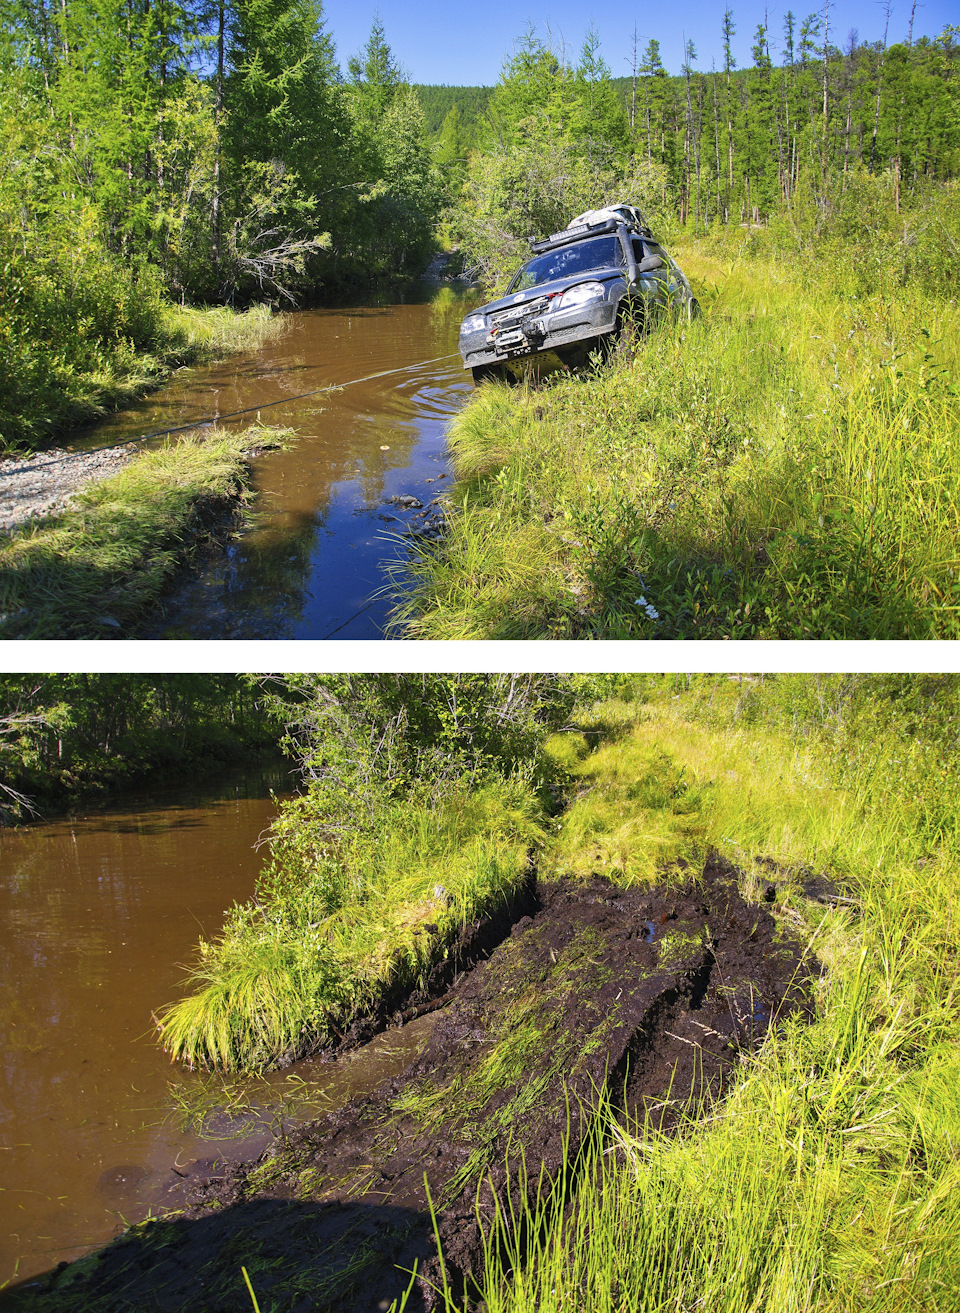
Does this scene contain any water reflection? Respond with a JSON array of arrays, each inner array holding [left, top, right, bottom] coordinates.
[[0, 766, 441, 1287], [73, 285, 477, 639]]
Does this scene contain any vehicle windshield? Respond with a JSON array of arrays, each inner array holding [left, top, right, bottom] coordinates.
[[507, 235, 624, 293]]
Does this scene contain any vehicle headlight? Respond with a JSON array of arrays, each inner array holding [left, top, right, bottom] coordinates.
[[554, 282, 606, 311], [460, 313, 486, 333]]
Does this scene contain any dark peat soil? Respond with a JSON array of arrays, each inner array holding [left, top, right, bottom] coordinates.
[[7, 856, 817, 1313]]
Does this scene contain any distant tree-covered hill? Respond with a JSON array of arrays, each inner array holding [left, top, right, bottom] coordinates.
[[414, 85, 493, 139]]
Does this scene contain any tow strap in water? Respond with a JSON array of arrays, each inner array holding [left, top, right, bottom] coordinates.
[[77, 353, 462, 457]]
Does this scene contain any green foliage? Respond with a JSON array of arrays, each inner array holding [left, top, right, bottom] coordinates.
[[260, 673, 574, 800], [448, 29, 664, 285], [0, 674, 279, 820], [0, 0, 440, 449], [340, 22, 441, 279], [445, 15, 959, 275], [0, 216, 276, 449], [688, 673, 960, 850], [159, 773, 543, 1070], [389, 677, 960, 1313], [414, 84, 493, 139], [492, 680, 960, 1313], [158, 675, 574, 1072]]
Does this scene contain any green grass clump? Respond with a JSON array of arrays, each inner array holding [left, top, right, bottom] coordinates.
[[398, 233, 960, 639], [410, 676, 960, 1313], [0, 426, 288, 638], [158, 775, 544, 1072]]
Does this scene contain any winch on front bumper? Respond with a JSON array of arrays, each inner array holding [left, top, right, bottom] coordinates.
[[460, 291, 619, 374]]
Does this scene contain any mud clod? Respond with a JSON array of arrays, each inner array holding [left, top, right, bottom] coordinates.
[[22, 856, 816, 1313]]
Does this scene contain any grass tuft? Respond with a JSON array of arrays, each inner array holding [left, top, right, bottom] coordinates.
[[158, 776, 544, 1072], [0, 425, 290, 638]]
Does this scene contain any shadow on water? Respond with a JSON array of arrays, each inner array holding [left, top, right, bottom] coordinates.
[[1, 1200, 436, 1313]]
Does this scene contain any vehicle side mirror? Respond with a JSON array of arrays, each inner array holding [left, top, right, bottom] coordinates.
[[637, 254, 666, 273]]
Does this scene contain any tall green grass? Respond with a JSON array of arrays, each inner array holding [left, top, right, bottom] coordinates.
[[398, 223, 960, 638], [158, 775, 545, 1072], [0, 426, 287, 638], [404, 678, 960, 1313]]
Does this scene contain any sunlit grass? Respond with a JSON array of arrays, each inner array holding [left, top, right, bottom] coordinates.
[[158, 776, 544, 1072], [0, 426, 289, 637], [159, 302, 280, 356], [542, 694, 857, 886], [398, 236, 960, 639], [402, 680, 960, 1313]]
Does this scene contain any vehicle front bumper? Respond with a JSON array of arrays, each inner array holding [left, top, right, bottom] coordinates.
[[459, 298, 619, 371]]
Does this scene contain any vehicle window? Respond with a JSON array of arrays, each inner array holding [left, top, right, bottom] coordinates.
[[507, 236, 624, 293]]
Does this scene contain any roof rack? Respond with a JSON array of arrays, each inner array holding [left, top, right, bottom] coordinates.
[[527, 217, 620, 254], [527, 205, 654, 255]]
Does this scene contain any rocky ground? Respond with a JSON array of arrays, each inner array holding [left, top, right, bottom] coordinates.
[[8, 856, 817, 1313], [0, 445, 136, 535]]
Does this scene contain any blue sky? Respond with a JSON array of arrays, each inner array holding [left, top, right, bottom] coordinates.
[[321, 0, 959, 84]]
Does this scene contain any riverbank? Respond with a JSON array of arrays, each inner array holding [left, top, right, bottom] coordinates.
[[14, 858, 816, 1313], [0, 426, 290, 639], [11, 676, 957, 1312], [0, 445, 137, 533], [156, 774, 543, 1073], [1, 303, 280, 457], [396, 232, 960, 640]]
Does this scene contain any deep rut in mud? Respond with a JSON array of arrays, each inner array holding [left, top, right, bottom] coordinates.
[[18, 856, 817, 1313]]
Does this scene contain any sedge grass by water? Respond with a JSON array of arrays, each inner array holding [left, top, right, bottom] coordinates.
[[398, 203, 960, 640], [158, 774, 545, 1073], [0, 426, 288, 638], [404, 675, 960, 1313]]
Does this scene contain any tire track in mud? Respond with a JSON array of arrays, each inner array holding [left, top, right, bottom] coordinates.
[[20, 856, 817, 1313]]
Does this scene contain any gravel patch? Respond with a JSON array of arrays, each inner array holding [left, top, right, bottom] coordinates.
[[0, 445, 136, 535]]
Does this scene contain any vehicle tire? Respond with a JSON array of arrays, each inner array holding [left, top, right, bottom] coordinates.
[[615, 308, 646, 351], [687, 297, 701, 321]]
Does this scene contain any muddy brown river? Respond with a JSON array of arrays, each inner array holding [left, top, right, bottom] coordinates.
[[0, 768, 438, 1290], [72, 285, 475, 639]]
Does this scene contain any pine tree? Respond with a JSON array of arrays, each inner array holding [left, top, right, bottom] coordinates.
[[343, 18, 439, 276], [721, 7, 737, 208], [639, 38, 667, 164]]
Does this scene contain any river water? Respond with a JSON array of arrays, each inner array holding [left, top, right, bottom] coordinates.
[[0, 768, 438, 1290], [73, 285, 475, 639]]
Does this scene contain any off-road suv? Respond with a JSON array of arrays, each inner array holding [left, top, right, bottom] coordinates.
[[458, 204, 697, 384]]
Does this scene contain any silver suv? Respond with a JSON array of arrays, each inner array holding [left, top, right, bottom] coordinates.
[[458, 205, 698, 384]]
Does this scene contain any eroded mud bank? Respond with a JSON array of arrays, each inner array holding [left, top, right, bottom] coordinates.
[[15, 857, 817, 1313]]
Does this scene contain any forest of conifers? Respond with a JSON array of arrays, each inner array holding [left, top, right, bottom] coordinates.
[[1, 1, 958, 447]]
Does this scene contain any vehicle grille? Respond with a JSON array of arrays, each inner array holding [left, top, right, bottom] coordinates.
[[489, 296, 550, 329]]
